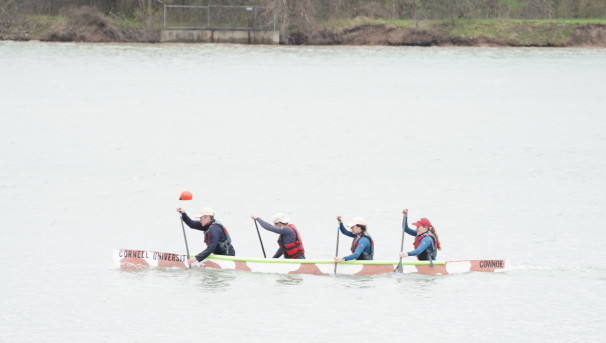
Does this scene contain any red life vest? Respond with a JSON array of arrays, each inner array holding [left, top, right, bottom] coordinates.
[[413, 231, 438, 261], [350, 233, 374, 260], [278, 224, 305, 259]]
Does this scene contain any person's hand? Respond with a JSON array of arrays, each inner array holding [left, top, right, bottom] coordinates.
[[177, 208, 185, 213], [333, 257, 344, 262], [187, 257, 198, 264], [399, 252, 408, 258], [402, 209, 408, 217], [251, 215, 258, 220], [336, 216, 342, 223]]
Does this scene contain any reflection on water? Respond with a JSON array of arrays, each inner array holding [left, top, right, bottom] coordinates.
[[193, 268, 236, 291], [156, 268, 192, 278], [275, 274, 304, 285], [338, 275, 379, 289], [114, 267, 152, 279], [393, 273, 445, 297]]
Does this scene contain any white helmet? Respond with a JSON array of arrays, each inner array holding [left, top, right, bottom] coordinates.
[[348, 216, 366, 227], [196, 207, 215, 217], [272, 212, 289, 224]]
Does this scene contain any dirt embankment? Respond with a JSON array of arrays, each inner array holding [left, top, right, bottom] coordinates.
[[311, 23, 606, 47], [44, 7, 154, 42], [1, 7, 605, 47], [569, 24, 606, 47], [0, 7, 156, 42]]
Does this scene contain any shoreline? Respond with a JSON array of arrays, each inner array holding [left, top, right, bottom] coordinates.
[[311, 21, 606, 47], [1, 13, 605, 47]]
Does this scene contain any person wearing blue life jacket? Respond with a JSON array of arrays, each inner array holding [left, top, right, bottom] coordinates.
[[334, 216, 374, 262], [399, 209, 441, 261], [177, 207, 236, 265], [251, 213, 306, 259]]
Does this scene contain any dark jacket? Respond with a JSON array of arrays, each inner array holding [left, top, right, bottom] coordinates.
[[182, 213, 236, 261]]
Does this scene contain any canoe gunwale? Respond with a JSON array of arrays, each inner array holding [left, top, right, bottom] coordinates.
[[113, 249, 509, 275], [205, 253, 446, 265]]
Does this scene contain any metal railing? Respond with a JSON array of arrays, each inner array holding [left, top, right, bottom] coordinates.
[[161, 4, 276, 31]]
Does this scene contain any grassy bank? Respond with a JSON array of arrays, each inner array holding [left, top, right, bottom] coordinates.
[[1, 11, 605, 46], [0, 7, 157, 42]]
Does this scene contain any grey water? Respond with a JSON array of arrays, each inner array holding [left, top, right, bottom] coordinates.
[[0, 41, 605, 342]]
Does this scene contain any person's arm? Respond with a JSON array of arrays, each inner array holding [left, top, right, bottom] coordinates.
[[257, 218, 289, 234], [195, 225, 221, 261], [406, 236, 432, 256], [339, 223, 355, 237], [342, 237, 370, 261], [402, 216, 417, 236], [272, 249, 283, 258], [181, 212, 204, 231]]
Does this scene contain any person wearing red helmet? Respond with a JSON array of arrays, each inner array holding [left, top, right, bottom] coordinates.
[[398, 209, 442, 261]]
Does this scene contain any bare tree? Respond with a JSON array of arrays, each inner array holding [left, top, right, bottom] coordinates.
[[261, 0, 316, 43]]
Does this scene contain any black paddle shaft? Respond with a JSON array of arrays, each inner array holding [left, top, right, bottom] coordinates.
[[394, 215, 406, 273], [180, 217, 192, 269], [253, 219, 267, 258], [334, 225, 340, 274]]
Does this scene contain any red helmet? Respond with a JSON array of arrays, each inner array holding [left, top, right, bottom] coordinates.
[[412, 217, 432, 227]]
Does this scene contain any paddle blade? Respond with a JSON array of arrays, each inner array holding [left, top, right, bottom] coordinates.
[[179, 191, 192, 200], [394, 260, 404, 273]]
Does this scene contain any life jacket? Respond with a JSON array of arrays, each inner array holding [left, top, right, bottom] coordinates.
[[350, 232, 374, 260], [413, 231, 438, 261], [204, 220, 233, 255], [277, 224, 305, 259]]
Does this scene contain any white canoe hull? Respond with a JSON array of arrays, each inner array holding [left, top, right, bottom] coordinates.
[[114, 249, 509, 276]]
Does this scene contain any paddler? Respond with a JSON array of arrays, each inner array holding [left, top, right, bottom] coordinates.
[[398, 209, 441, 261], [177, 207, 236, 264], [333, 216, 374, 262], [251, 213, 306, 259]]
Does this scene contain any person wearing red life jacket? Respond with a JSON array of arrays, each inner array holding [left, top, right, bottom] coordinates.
[[251, 213, 306, 259], [334, 216, 374, 262], [398, 209, 441, 261], [177, 207, 236, 264]]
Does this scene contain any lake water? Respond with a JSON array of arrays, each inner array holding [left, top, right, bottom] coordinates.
[[1, 41, 605, 342]]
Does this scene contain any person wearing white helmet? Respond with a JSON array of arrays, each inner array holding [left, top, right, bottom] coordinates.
[[333, 216, 374, 262], [251, 213, 306, 259], [176, 207, 236, 264]]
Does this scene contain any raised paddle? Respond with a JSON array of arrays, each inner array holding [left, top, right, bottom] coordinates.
[[394, 213, 407, 273], [253, 219, 267, 258], [178, 191, 192, 269]]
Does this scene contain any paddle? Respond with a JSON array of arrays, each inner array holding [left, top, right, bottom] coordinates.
[[334, 223, 340, 274], [394, 213, 406, 273], [178, 191, 192, 269], [253, 219, 267, 258], [179, 218, 192, 269]]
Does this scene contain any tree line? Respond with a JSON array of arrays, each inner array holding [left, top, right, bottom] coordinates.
[[2, 0, 605, 30], [2, 0, 605, 19]]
